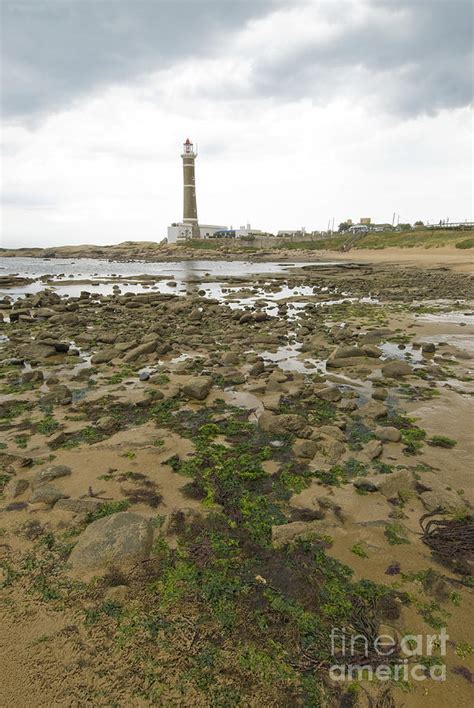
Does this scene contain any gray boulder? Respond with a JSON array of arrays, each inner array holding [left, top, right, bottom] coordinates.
[[420, 490, 466, 513], [293, 439, 319, 459], [363, 439, 383, 460], [182, 376, 213, 400], [381, 360, 413, 378], [39, 384, 72, 406], [122, 340, 157, 363], [258, 412, 312, 438], [30, 485, 69, 506], [24, 343, 56, 360], [36, 465, 72, 484], [377, 470, 413, 498], [67, 512, 154, 575], [332, 346, 365, 359], [375, 426, 401, 443], [91, 348, 119, 364], [21, 369, 44, 384], [358, 400, 388, 419], [314, 385, 342, 402], [5, 478, 29, 498], [361, 344, 383, 358]]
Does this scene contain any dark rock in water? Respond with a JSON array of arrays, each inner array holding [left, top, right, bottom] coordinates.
[[421, 342, 436, 353], [39, 339, 69, 353]]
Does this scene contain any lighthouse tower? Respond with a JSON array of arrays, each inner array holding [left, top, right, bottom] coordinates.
[[181, 138, 200, 238]]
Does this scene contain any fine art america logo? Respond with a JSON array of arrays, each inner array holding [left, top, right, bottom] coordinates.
[[330, 627, 448, 682]]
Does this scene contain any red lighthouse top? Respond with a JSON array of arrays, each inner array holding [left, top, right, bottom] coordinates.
[[182, 138, 196, 157]]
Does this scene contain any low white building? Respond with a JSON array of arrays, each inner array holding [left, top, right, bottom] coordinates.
[[167, 223, 229, 243], [167, 223, 193, 243], [199, 224, 228, 238]]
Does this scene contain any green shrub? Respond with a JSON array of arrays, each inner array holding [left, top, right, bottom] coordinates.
[[428, 435, 457, 448], [455, 238, 474, 249]]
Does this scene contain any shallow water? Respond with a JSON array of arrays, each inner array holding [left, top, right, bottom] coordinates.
[[1, 256, 311, 283], [0, 256, 332, 305]]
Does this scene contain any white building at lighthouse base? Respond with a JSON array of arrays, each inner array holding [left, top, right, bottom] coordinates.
[[167, 222, 229, 243]]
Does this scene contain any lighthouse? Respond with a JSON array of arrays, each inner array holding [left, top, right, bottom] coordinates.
[[181, 138, 200, 238], [167, 140, 229, 243]]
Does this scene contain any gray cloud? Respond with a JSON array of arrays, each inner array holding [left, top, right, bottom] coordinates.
[[248, 0, 473, 116], [1, 0, 472, 125], [0, 0, 278, 121]]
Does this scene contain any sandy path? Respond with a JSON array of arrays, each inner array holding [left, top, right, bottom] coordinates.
[[309, 246, 474, 273]]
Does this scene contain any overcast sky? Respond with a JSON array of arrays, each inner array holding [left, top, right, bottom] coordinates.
[[1, 0, 472, 247]]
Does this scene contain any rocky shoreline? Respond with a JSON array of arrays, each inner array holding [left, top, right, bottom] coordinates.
[[1, 260, 473, 706]]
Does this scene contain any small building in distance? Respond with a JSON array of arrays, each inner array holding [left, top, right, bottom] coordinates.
[[348, 224, 369, 234], [236, 224, 264, 238], [277, 227, 306, 238]]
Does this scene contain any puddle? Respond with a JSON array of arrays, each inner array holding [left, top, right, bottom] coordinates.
[[379, 342, 426, 363], [417, 311, 474, 325], [416, 334, 474, 354], [260, 344, 323, 373]]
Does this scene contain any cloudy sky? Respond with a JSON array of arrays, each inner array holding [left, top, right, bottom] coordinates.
[[1, 0, 472, 247]]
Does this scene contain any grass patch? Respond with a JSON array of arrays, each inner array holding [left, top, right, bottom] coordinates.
[[385, 522, 410, 545], [85, 499, 130, 523], [36, 415, 60, 436], [428, 435, 457, 449], [455, 238, 474, 249]]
